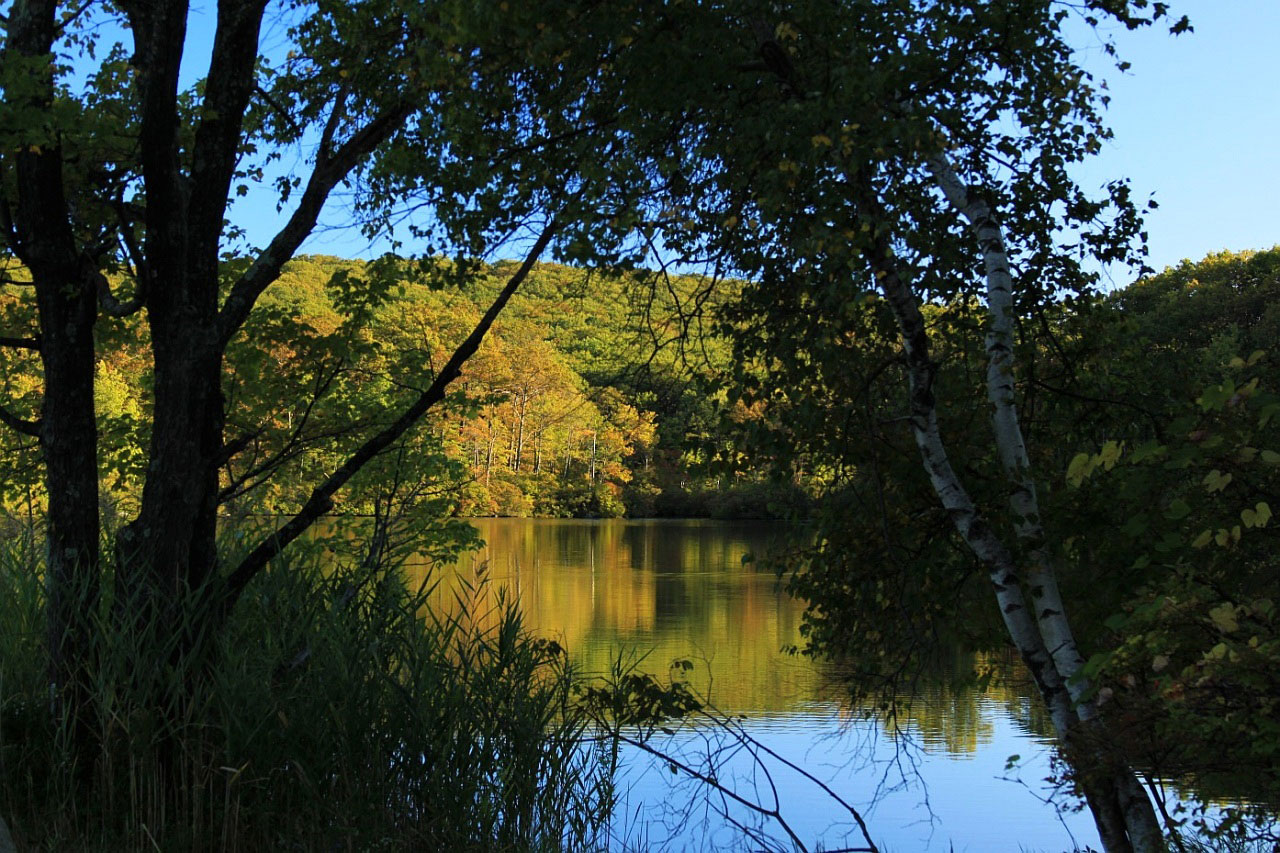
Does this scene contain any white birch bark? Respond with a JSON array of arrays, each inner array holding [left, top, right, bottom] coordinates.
[[925, 153, 1165, 853], [0, 814, 14, 853], [869, 247, 1078, 738], [926, 154, 1092, 710]]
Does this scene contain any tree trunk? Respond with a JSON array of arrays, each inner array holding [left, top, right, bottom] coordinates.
[[485, 416, 496, 487], [926, 153, 1164, 851], [7, 0, 103, 752], [514, 397, 527, 472], [868, 220, 1161, 852]]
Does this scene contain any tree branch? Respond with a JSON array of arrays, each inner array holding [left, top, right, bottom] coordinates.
[[0, 335, 40, 350], [217, 357, 346, 501], [187, 0, 269, 273], [90, 263, 146, 317], [0, 401, 41, 437], [0, 196, 24, 260], [127, 0, 191, 293], [113, 195, 151, 288], [253, 82, 304, 140], [221, 217, 557, 610], [216, 101, 412, 346]]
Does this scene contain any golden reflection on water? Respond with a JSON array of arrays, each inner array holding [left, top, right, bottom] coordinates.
[[401, 518, 1053, 755]]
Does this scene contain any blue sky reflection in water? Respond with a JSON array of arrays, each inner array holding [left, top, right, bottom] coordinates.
[[431, 518, 1103, 852]]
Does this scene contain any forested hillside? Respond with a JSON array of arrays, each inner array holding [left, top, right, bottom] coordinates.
[[1, 256, 800, 521]]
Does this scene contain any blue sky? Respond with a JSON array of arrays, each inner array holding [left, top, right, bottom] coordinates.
[[1071, 1, 1279, 278], [185, 2, 1277, 280]]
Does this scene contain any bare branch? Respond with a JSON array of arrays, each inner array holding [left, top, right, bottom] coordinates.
[[51, 0, 94, 36], [218, 357, 346, 501], [113, 196, 151, 286], [90, 264, 145, 317], [315, 82, 353, 167], [0, 335, 40, 350], [253, 83, 304, 140]]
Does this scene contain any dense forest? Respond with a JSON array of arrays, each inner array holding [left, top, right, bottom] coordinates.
[[2, 256, 808, 521]]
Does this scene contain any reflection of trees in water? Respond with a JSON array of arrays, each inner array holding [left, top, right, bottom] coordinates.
[[411, 519, 821, 713], [822, 648, 1055, 757], [399, 519, 1060, 756]]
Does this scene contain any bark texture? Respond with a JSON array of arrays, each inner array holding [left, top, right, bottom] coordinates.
[[913, 153, 1165, 852], [6, 0, 102, 736]]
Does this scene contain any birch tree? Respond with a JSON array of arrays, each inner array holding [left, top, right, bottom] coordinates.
[[573, 1, 1190, 849]]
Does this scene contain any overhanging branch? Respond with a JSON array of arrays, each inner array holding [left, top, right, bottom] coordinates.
[[0, 335, 40, 350], [221, 216, 558, 609], [217, 100, 412, 346]]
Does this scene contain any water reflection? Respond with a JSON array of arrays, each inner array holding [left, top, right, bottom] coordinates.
[[420, 519, 817, 715], [409, 518, 1096, 850], [420, 520, 1052, 748]]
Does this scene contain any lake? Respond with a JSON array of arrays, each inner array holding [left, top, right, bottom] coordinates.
[[418, 518, 1103, 851]]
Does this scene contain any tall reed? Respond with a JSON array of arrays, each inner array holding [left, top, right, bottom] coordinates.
[[0, 525, 614, 851]]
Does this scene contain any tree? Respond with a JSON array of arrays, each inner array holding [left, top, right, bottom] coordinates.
[[0, 0, 659, 754], [552, 1, 1189, 849]]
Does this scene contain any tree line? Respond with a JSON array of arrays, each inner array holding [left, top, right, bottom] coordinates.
[[2, 254, 787, 520]]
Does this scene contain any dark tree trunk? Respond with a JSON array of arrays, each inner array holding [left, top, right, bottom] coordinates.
[[114, 320, 225, 646], [7, 0, 103, 746]]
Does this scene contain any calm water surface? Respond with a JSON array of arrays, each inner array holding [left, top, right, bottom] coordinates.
[[421, 518, 1100, 852]]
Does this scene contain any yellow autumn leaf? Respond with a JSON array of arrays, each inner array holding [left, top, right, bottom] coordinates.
[[723, 214, 738, 229], [1254, 501, 1272, 527], [810, 134, 833, 148], [1191, 529, 1213, 549]]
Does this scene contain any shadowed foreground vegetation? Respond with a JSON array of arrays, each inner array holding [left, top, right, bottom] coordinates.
[[0, 526, 616, 851]]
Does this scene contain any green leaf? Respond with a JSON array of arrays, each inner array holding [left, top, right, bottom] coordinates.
[[1208, 603, 1239, 634], [1202, 469, 1233, 493], [1066, 452, 1091, 487], [1097, 439, 1123, 470], [1164, 499, 1191, 520]]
